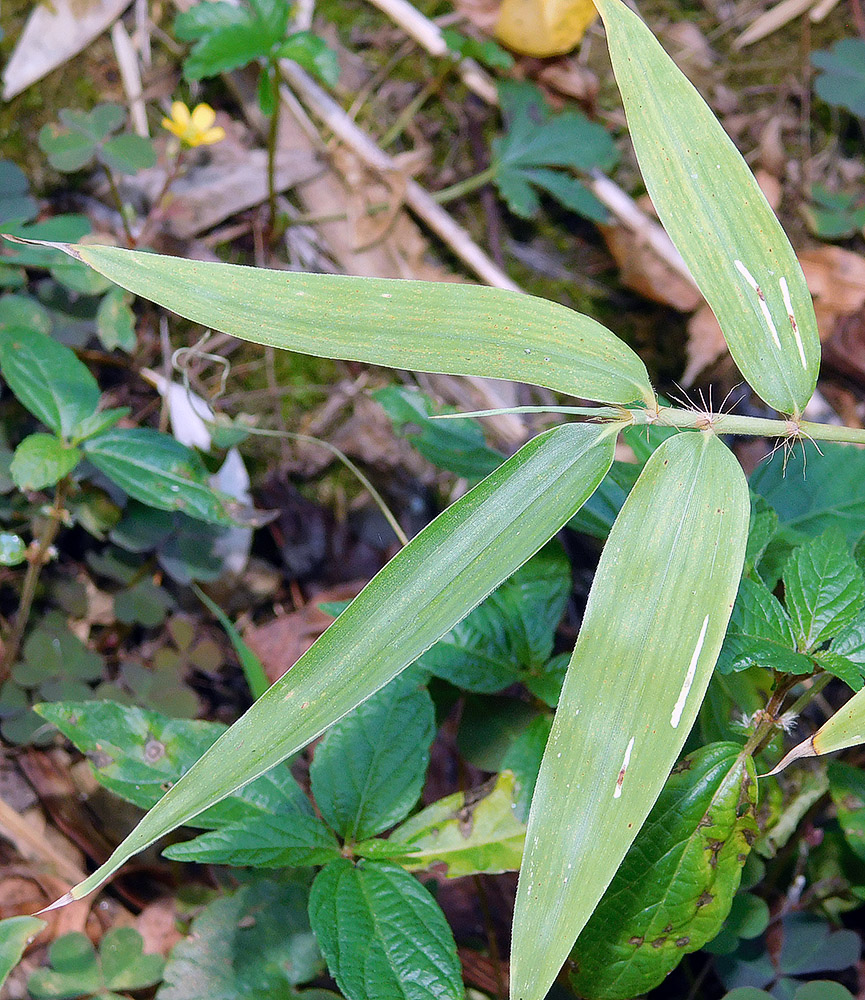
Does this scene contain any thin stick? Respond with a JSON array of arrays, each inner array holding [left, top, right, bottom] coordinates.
[[278, 62, 521, 292], [0, 479, 70, 682]]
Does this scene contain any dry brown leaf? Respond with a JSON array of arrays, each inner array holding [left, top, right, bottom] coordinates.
[[683, 304, 727, 386], [244, 581, 367, 683], [136, 898, 184, 958], [754, 169, 782, 211], [600, 223, 703, 311], [799, 245, 865, 335], [2, 0, 132, 99], [536, 59, 600, 103]]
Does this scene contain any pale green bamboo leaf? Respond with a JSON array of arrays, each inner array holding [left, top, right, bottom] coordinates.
[[44, 420, 619, 908], [6, 240, 653, 408], [510, 431, 749, 1000], [765, 685, 865, 775], [593, 0, 819, 416]]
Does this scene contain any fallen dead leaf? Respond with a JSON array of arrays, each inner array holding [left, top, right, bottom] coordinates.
[[799, 245, 865, 334], [136, 898, 184, 958], [2, 0, 132, 99], [683, 304, 728, 386], [600, 223, 703, 311], [823, 304, 865, 389], [243, 581, 367, 683]]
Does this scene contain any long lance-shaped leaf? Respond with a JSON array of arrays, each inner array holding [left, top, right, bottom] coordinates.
[[3, 239, 653, 408], [592, 0, 819, 416], [43, 420, 619, 907], [510, 431, 749, 1000], [765, 685, 865, 776]]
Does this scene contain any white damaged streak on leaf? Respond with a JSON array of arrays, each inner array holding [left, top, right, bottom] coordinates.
[[779, 277, 807, 369], [614, 736, 635, 799], [733, 260, 781, 349], [670, 614, 710, 728]]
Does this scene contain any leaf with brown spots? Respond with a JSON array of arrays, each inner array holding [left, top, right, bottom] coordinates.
[[569, 742, 757, 1000]]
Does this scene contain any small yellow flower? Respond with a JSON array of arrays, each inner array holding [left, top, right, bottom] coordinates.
[[161, 102, 225, 148]]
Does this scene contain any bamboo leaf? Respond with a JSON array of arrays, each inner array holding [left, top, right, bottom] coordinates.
[[765, 683, 865, 775], [8, 240, 654, 408], [44, 420, 619, 907], [569, 742, 757, 1000], [593, 0, 819, 415], [511, 431, 750, 1000]]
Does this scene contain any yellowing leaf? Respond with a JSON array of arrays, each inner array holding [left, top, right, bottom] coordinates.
[[495, 0, 597, 57]]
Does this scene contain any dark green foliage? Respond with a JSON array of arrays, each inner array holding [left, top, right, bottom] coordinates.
[[0, 613, 104, 744], [493, 81, 617, 221], [719, 528, 865, 689], [417, 542, 571, 694], [28, 928, 163, 1000], [569, 743, 758, 1000], [157, 874, 323, 1000], [310, 675, 435, 841], [34, 701, 311, 824], [174, 0, 338, 97], [374, 385, 504, 481], [308, 859, 463, 1000], [716, 913, 861, 994]]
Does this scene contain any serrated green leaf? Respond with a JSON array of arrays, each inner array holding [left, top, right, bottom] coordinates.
[[511, 432, 750, 1000], [418, 543, 570, 692], [751, 444, 865, 544], [783, 528, 865, 649], [814, 649, 864, 690], [0, 916, 45, 989], [569, 743, 757, 1000], [163, 811, 340, 867], [158, 875, 322, 999], [11, 434, 80, 490], [593, 0, 819, 415], [308, 859, 462, 1000], [83, 427, 231, 525], [493, 81, 617, 221], [310, 676, 435, 841], [380, 770, 525, 877], [34, 701, 311, 827], [53, 419, 618, 907], [276, 32, 339, 87], [41, 242, 654, 408], [0, 327, 99, 436], [717, 577, 813, 675]]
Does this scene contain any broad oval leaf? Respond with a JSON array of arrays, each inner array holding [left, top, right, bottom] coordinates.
[[31, 241, 654, 408], [82, 427, 231, 525], [10, 433, 80, 490], [0, 327, 99, 436], [309, 859, 462, 1000], [569, 742, 757, 1000], [593, 0, 819, 415], [51, 420, 620, 906], [310, 675, 435, 841], [511, 431, 750, 1000]]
